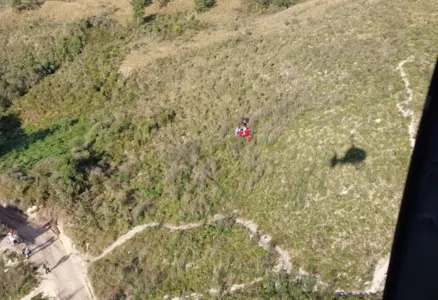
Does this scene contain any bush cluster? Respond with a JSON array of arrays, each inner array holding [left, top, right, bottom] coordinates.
[[194, 0, 215, 12], [143, 13, 201, 39], [243, 0, 294, 10], [11, 0, 41, 11], [132, 0, 152, 24]]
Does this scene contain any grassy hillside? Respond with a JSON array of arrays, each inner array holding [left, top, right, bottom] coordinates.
[[0, 0, 437, 296], [89, 220, 276, 299]]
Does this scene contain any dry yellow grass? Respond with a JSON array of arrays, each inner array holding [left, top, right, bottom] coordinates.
[[0, 0, 131, 24], [1, 0, 437, 295], [115, 0, 438, 289], [121, 0, 343, 76]]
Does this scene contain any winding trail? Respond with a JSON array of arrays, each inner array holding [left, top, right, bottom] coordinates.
[[9, 195, 393, 299], [12, 212, 293, 300], [15, 56, 422, 297], [15, 55, 423, 298], [340, 56, 421, 298], [2, 172, 383, 299], [91, 214, 293, 274], [91, 222, 159, 263], [341, 56, 420, 297], [396, 55, 417, 148]]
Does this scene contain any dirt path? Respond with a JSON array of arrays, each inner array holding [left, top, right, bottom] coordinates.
[[339, 57, 421, 297], [234, 218, 292, 273], [9, 211, 291, 299], [91, 214, 293, 274], [366, 255, 390, 293], [356, 56, 419, 293], [396, 56, 417, 148], [6, 207, 386, 299], [346, 56, 421, 298], [90, 222, 159, 263], [0, 208, 93, 300]]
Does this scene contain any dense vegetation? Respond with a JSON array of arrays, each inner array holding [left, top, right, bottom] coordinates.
[[0, 0, 437, 297], [0, 250, 39, 300]]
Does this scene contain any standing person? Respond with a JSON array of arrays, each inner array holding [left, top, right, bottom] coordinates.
[[42, 263, 50, 274], [24, 247, 31, 259], [8, 231, 14, 244]]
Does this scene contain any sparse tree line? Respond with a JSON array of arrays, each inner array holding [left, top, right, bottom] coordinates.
[[5, 0, 294, 26], [131, 0, 295, 25]]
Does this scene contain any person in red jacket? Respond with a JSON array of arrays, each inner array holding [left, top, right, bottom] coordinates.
[[238, 126, 252, 143]]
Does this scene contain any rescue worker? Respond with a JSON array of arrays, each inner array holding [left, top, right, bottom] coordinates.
[[239, 126, 252, 143], [24, 247, 31, 259]]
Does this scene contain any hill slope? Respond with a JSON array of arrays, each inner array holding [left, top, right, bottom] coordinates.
[[0, 0, 437, 297]]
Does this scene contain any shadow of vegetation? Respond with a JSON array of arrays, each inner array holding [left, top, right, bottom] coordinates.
[[143, 13, 157, 23], [0, 113, 21, 132], [330, 145, 367, 168], [0, 113, 58, 159], [0, 206, 37, 244]]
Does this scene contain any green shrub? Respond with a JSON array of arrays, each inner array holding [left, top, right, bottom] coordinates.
[[194, 0, 215, 12], [131, 0, 152, 25], [242, 0, 271, 10], [11, 0, 24, 11], [273, 0, 293, 8], [242, 0, 293, 10], [145, 13, 202, 39], [30, 293, 50, 300]]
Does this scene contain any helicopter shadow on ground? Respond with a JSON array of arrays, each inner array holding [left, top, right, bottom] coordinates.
[[330, 145, 367, 168]]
